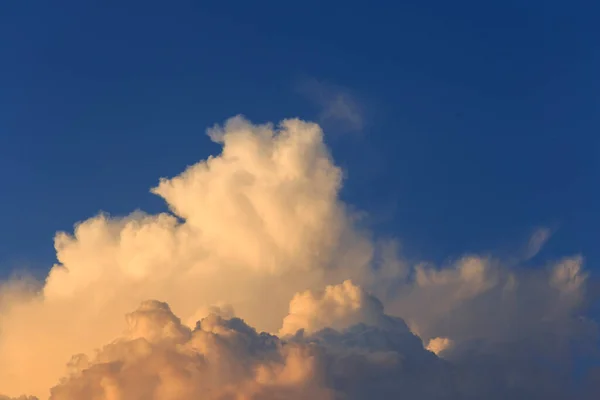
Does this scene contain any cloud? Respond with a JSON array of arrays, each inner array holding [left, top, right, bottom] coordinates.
[[0, 397, 38, 400], [0, 116, 598, 399], [297, 78, 365, 132], [280, 280, 403, 336], [426, 337, 454, 355], [0, 116, 376, 398], [49, 300, 325, 399], [47, 299, 442, 400], [524, 227, 553, 260], [45, 289, 599, 399], [387, 255, 592, 348]]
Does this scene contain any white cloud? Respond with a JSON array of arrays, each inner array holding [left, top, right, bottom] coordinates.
[[46, 299, 442, 400], [0, 116, 375, 398], [0, 116, 597, 399], [280, 280, 394, 336]]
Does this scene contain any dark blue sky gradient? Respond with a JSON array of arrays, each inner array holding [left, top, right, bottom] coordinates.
[[0, 1, 599, 277]]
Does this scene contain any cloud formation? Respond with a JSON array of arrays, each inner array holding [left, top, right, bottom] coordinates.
[[0, 116, 598, 399], [297, 78, 365, 132], [280, 280, 399, 336], [524, 227, 554, 260], [0, 116, 374, 398], [48, 299, 443, 400]]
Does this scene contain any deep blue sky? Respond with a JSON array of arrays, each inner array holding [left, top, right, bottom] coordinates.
[[0, 1, 599, 278]]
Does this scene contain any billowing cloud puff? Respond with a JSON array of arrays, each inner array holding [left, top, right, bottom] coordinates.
[[0, 117, 375, 398], [47, 299, 445, 400], [47, 291, 597, 399], [50, 300, 330, 400], [426, 337, 453, 356], [280, 280, 400, 336], [0, 116, 598, 399], [388, 255, 592, 349]]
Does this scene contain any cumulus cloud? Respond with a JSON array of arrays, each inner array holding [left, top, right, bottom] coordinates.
[[426, 337, 454, 356], [47, 299, 445, 400], [387, 255, 592, 347], [45, 290, 597, 399], [0, 116, 598, 399], [280, 280, 402, 336], [0, 116, 375, 398]]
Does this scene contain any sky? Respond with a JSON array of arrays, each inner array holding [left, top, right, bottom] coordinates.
[[0, 1, 600, 399], [1, 0, 598, 274]]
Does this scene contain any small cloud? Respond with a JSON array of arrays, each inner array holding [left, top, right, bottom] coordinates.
[[426, 337, 453, 356], [524, 227, 553, 260], [296, 78, 365, 132]]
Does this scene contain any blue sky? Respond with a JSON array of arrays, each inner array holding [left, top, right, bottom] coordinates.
[[1, 0, 599, 277]]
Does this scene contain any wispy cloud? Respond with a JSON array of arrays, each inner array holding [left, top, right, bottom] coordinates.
[[296, 78, 365, 133], [524, 227, 553, 260]]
